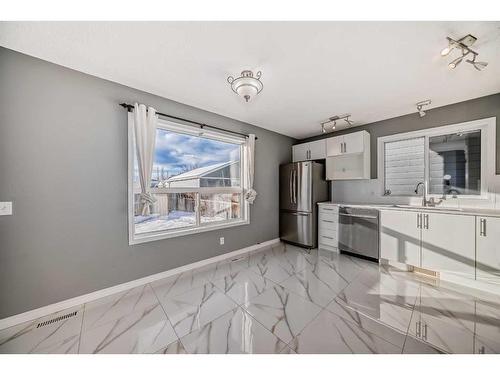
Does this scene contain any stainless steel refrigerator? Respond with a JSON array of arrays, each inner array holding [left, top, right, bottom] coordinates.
[[279, 161, 329, 248]]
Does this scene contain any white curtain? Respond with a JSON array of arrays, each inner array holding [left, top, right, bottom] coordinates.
[[244, 134, 257, 204], [133, 103, 158, 216]]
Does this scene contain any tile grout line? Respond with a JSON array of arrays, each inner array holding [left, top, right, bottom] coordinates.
[[208, 262, 293, 351], [280, 258, 365, 351], [148, 282, 184, 352], [76, 304, 86, 354]]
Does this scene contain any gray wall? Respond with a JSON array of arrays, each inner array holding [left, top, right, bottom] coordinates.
[[0, 47, 294, 319], [301, 93, 500, 178]]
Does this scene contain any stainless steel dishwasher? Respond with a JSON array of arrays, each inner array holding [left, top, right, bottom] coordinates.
[[339, 206, 380, 261]]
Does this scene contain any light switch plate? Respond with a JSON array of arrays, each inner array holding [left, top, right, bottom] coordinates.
[[0, 202, 12, 216]]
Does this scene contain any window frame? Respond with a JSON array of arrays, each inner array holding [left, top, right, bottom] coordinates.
[[128, 113, 250, 245], [377, 117, 496, 199]]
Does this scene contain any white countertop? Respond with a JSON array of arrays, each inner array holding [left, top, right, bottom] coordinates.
[[317, 201, 500, 218]]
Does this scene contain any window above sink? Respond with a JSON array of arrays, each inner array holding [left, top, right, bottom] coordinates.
[[377, 117, 496, 199]]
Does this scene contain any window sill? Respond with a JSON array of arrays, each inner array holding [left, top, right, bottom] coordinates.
[[129, 218, 250, 245]]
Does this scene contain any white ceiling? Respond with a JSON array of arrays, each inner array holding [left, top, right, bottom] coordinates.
[[1, 21, 499, 139]]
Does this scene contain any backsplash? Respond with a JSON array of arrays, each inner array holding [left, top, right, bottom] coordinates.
[[330, 177, 500, 210]]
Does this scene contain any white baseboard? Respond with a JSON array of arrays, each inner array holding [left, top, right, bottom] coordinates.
[[0, 238, 280, 330]]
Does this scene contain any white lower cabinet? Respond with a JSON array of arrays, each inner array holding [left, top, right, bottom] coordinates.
[[421, 212, 475, 278], [380, 209, 475, 278], [380, 210, 421, 266], [318, 204, 338, 250], [476, 216, 500, 283]]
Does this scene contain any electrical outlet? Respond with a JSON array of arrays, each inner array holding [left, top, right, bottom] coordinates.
[[219, 237, 225, 245], [0, 202, 12, 216]]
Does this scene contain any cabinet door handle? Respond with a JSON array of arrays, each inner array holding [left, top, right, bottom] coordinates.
[[417, 213, 421, 229], [416, 321, 421, 337], [480, 218, 487, 237], [344, 142, 347, 153], [423, 324, 427, 340], [423, 214, 429, 230], [322, 220, 334, 223]]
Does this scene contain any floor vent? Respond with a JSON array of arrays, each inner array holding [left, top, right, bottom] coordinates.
[[37, 311, 77, 328]]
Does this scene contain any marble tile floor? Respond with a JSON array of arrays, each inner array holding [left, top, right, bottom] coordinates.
[[2, 241, 500, 354]]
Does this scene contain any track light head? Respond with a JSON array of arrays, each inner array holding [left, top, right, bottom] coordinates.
[[466, 57, 488, 71], [344, 116, 354, 126], [441, 46, 452, 56], [441, 39, 454, 56], [448, 55, 464, 69], [416, 100, 431, 118]]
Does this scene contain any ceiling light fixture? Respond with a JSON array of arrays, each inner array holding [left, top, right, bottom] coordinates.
[[441, 34, 487, 71], [416, 99, 432, 118], [320, 114, 353, 134], [227, 70, 263, 102]]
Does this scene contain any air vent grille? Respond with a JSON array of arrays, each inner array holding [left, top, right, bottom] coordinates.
[[37, 311, 77, 328]]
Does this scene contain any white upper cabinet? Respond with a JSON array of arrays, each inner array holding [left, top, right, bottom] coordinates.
[[420, 212, 475, 278], [343, 132, 365, 154], [476, 216, 500, 283], [308, 139, 326, 160], [325, 130, 370, 180], [326, 136, 343, 156], [326, 130, 369, 156], [292, 143, 309, 162], [292, 139, 326, 162]]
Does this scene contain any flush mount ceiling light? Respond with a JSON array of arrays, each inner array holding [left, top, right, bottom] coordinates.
[[227, 70, 263, 102], [321, 114, 353, 133], [441, 34, 488, 71], [416, 99, 432, 117]]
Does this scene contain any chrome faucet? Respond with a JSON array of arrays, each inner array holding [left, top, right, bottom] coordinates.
[[414, 181, 431, 207]]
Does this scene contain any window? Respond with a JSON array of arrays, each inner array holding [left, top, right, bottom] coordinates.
[[428, 130, 481, 196], [129, 117, 249, 244], [378, 118, 495, 198], [384, 137, 425, 196]]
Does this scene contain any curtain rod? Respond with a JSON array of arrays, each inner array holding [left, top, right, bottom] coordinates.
[[119, 103, 257, 140]]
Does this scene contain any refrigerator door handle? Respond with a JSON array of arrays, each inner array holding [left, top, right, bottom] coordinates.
[[289, 170, 293, 204], [293, 169, 297, 204]]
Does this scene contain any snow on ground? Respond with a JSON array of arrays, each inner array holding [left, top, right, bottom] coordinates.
[[135, 210, 227, 234]]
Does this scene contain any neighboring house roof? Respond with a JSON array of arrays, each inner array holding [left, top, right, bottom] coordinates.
[[166, 160, 238, 182]]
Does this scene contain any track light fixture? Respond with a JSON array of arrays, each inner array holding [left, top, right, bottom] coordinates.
[[320, 114, 353, 133], [416, 100, 432, 118], [441, 34, 487, 71]]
